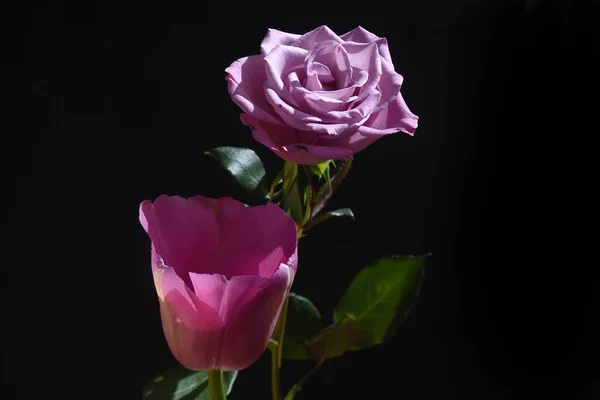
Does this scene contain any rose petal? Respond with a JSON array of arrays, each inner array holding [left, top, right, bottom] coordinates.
[[292, 25, 344, 50], [218, 265, 292, 370], [226, 55, 283, 125], [288, 143, 354, 164], [329, 91, 381, 121], [265, 87, 369, 134], [284, 71, 311, 110], [263, 42, 379, 132], [140, 195, 219, 277], [357, 93, 419, 136], [261, 28, 302, 56], [305, 62, 333, 91], [310, 68, 368, 101], [240, 114, 353, 164], [279, 143, 352, 164], [290, 67, 368, 111], [275, 148, 326, 165], [264, 45, 309, 95], [303, 91, 347, 113], [240, 113, 298, 147], [340, 26, 394, 67], [369, 57, 403, 113], [216, 202, 298, 278], [340, 26, 379, 43], [263, 45, 311, 113], [306, 41, 353, 89], [319, 129, 379, 153], [264, 86, 324, 125], [342, 42, 382, 101], [287, 72, 351, 114]]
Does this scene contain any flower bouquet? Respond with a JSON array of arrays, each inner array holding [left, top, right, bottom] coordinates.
[[140, 25, 428, 400]]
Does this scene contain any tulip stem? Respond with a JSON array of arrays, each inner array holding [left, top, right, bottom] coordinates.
[[271, 347, 281, 400], [271, 295, 290, 400], [208, 370, 227, 400]]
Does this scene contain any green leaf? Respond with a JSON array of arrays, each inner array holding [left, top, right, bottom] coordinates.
[[333, 255, 427, 350], [282, 293, 324, 360], [309, 161, 333, 192], [308, 314, 359, 359], [280, 161, 304, 222], [282, 161, 298, 192], [142, 365, 238, 400], [301, 184, 312, 225], [205, 147, 268, 199], [323, 164, 332, 191], [309, 160, 332, 178], [304, 208, 354, 231], [312, 159, 353, 216], [282, 180, 303, 223], [268, 169, 284, 201]]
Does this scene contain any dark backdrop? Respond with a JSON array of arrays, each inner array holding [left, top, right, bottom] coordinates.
[[6, 0, 598, 399]]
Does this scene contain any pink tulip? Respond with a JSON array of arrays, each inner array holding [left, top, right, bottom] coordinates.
[[139, 195, 298, 371]]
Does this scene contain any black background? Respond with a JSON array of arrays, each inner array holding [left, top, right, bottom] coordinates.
[[5, 0, 599, 399]]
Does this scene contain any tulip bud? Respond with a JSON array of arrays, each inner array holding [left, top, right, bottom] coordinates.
[[139, 195, 298, 371]]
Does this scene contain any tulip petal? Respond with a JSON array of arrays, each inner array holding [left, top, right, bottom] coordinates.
[[217, 203, 298, 278], [140, 195, 299, 372], [187, 266, 295, 370], [189, 196, 247, 226], [140, 195, 219, 278], [226, 55, 284, 125], [261, 28, 302, 56], [187, 273, 227, 314], [155, 266, 225, 371], [159, 299, 224, 371], [218, 265, 292, 370], [189, 273, 273, 322], [149, 242, 161, 275]]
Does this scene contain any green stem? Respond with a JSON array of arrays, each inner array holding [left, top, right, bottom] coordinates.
[[271, 344, 281, 400], [311, 159, 353, 218], [271, 296, 290, 400], [208, 370, 227, 400], [284, 359, 325, 400]]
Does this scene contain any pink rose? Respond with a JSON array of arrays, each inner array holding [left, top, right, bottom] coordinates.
[[225, 25, 419, 165], [139, 195, 298, 371]]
